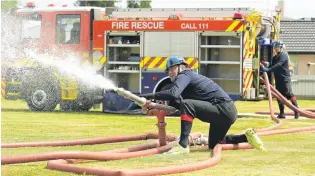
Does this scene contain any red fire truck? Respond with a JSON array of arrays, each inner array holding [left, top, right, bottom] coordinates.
[[2, 3, 282, 113], [93, 8, 282, 112]]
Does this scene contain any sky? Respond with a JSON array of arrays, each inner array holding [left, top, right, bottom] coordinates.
[[17, 0, 315, 19]]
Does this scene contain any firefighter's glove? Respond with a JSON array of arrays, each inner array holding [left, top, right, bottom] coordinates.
[[260, 63, 270, 72], [141, 100, 153, 114], [261, 67, 271, 72]]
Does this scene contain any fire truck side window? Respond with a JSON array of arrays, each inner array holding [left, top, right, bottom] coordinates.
[[56, 14, 81, 44], [21, 14, 42, 40]]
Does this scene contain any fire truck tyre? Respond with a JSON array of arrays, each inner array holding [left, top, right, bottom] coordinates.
[[60, 101, 93, 112], [26, 85, 59, 112]]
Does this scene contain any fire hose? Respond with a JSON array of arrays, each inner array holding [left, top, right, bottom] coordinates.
[[115, 87, 178, 114], [255, 108, 315, 117], [2, 72, 315, 176]]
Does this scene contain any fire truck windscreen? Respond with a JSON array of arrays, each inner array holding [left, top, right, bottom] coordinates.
[[111, 21, 164, 30]]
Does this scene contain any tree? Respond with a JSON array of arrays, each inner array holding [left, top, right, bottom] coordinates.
[[127, 1, 140, 8], [1, 0, 17, 12], [75, 1, 115, 7], [140, 0, 151, 8], [128, 0, 151, 8]]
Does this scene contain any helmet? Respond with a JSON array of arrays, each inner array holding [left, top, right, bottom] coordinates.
[[274, 40, 284, 47], [165, 56, 187, 72]]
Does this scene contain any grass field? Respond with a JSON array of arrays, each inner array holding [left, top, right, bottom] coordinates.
[[2, 99, 315, 176]]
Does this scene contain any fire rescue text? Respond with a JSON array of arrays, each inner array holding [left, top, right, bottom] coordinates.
[[112, 22, 164, 30], [111, 22, 210, 30]]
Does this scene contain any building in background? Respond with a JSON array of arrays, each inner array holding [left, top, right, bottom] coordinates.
[[277, 0, 315, 76], [279, 16, 315, 99], [279, 19, 315, 75]]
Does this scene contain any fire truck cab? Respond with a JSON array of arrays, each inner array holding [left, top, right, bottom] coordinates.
[[92, 8, 281, 113], [2, 4, 111, 111]]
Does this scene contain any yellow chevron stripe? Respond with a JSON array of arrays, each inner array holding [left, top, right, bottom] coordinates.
[[242, 70, 249, 95], [243, 73, 253, 97], [243, 37, 250, 58], [243, 70, 248, 83], [186, 57, 194, 64], [139, 57, 199, 68], [158, 58, 168, 68], [100, 56, 106, 64], [139, 58, 144, 68], [237, 25, 244, 32], [148, 57, 161, 68], [192, 61, 199, 69], [248, 73, 253, 89], [242, 69, 248, 86], [186, 57, 199, 69], [225, 21, 240, 32], [244, 70, 251, 88], [141, 56, 151, 68]]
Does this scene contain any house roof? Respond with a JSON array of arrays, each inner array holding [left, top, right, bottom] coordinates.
[[279, 19, 315, 53]]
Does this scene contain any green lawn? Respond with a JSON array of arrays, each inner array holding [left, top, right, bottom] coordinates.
[[2, 99, 315, 176]]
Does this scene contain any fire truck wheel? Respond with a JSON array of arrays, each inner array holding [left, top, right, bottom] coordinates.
[[26, 84, 59, 112], [60, 101, 94, 112]]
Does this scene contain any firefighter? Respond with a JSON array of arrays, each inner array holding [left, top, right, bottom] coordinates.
[[260, 41, 300, 119], [140, 56, 265, 156]]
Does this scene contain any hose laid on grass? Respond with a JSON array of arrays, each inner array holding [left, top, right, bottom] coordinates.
[[1, 133, 172, 148], [2, 72, 315, 176]]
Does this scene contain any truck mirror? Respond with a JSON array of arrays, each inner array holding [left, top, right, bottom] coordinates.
[[31, 12, 41, 20]]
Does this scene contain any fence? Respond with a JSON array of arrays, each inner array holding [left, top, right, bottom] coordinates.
[[291, 75, 315, 100]]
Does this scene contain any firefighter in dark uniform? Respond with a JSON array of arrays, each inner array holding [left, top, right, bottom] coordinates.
[[260, 41, 300, 119], [141, 56, 265, 156]]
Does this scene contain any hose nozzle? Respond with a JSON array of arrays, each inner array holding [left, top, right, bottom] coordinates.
[[116, 87, 146, 106], [115, 87, 178, 113]]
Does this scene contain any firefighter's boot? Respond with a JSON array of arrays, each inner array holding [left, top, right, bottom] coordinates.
[[277, 101, 286, 119], [291, 98, 300, 119], [245, 128, 266, 151], [164, 143, 190, 155]]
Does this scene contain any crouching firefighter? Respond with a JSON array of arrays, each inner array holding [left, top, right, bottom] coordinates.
[[140, 56, 266, 156], [260, 41, 300, 119]]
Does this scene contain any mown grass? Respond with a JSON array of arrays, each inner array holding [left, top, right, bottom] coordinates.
[[1, 99, 315, 176]]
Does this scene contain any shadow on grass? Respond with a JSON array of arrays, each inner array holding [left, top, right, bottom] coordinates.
[[2, 108, 273, 119]]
